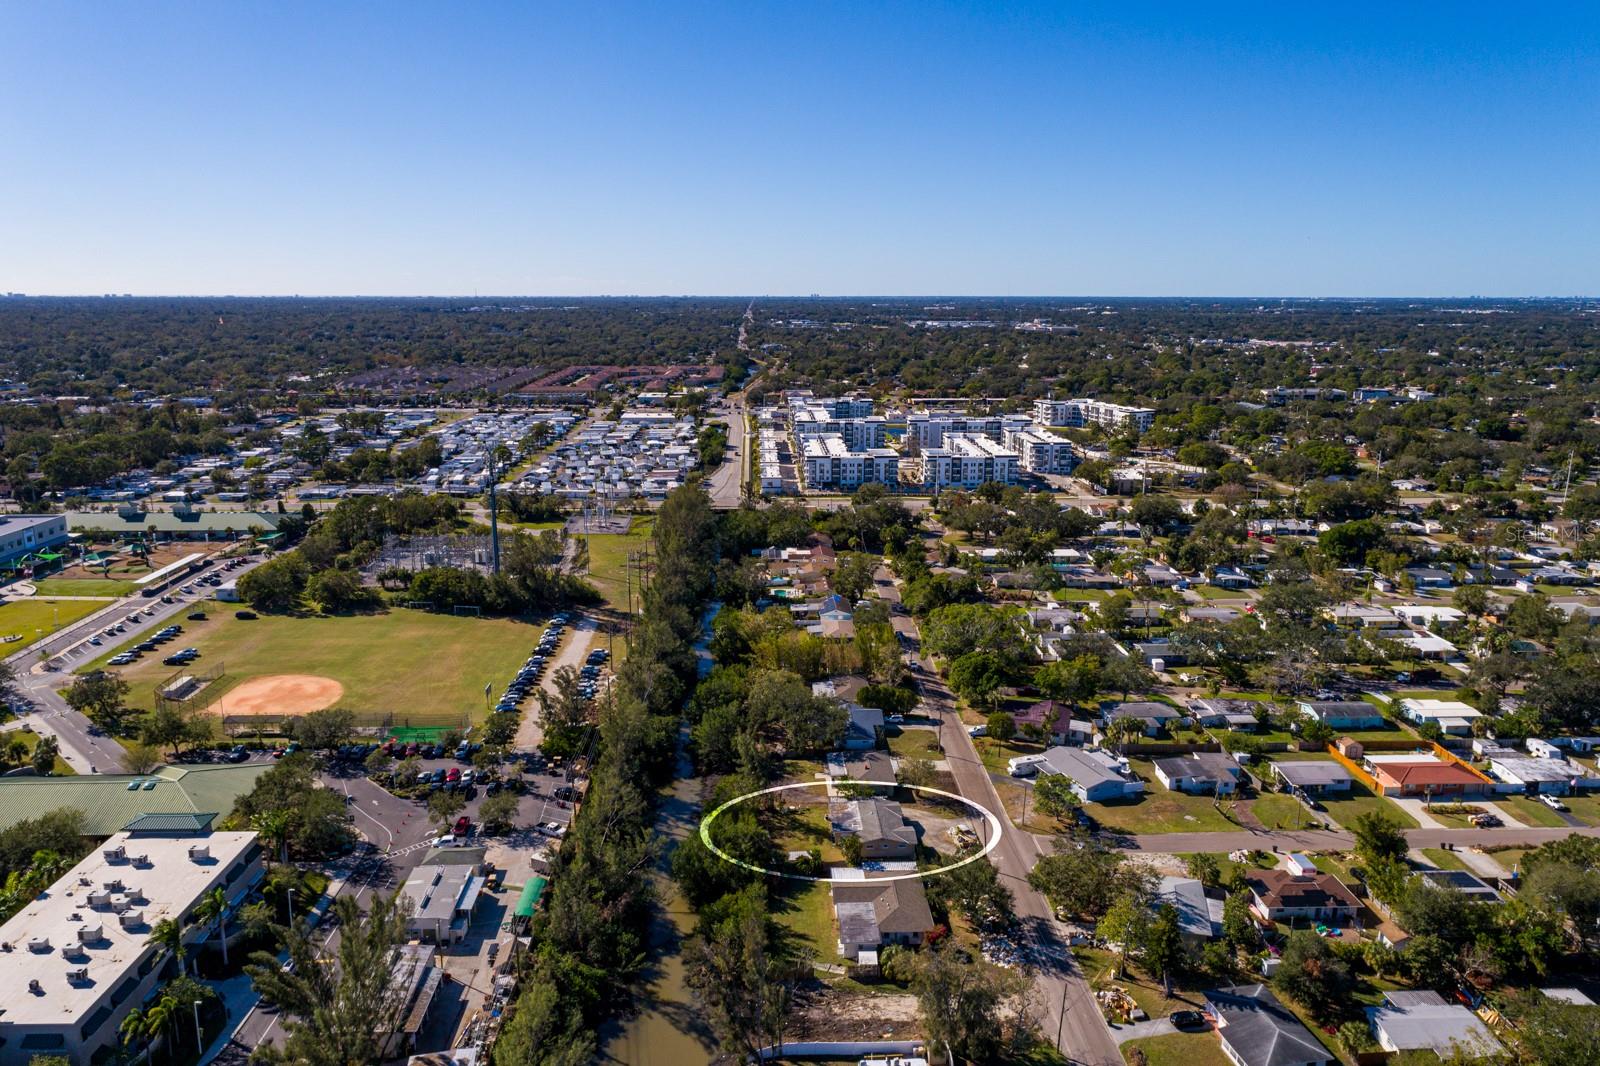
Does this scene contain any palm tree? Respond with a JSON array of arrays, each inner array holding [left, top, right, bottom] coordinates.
[[142, 991, 176, 1060], [145, 917, 187, 977], [1103, 715, 1145, 754], [251, 809, 292, 867], [119, 1005, 151, 1063], [237, 899, 274, 944], [194, 886, 231, 967]]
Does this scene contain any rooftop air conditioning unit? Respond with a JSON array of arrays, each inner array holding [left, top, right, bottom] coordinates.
[[61, 943, 87, 960], [66, 968, 90, 985], [187, 845, 209, 862], [79, 924, 103, 944], [88, 890, 112, 908], [104, 845, 127, 862], [28, 978, 42, 993], [119, 909, 145, 929], [26, 936, 51, 953], [102, 879, 124, 893]]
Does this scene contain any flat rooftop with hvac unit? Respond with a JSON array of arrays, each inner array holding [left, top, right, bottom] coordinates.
[[0, 822, 263, 1066]]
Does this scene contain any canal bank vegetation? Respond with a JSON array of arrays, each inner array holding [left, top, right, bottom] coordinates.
[[493, 484, 720, 1066]]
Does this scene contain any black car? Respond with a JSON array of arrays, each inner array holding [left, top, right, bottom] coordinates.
[[1170, 1010, 1207, 1030], [235, 610, 258, 620], [187, 611, 207, 621]]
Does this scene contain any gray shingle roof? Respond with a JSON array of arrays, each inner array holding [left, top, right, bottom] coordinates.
[[1206, 984, 1333, 1066]]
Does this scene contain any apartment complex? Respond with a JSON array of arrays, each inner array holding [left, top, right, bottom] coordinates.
[[907, 433, 1019, 490], [791, 405, 889, 451], [0, 825, 263, 1066], [800, 434, 900, 490], [904, 411, 1030, 449], [1004, 426, 1078, 474], [1032, 397, 1156, 434]]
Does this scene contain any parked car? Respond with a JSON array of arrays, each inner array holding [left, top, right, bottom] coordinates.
[[540, 822, 567, 837], [1541, 794, 1568, 811], [235, 610, 258, 620], [1170, 1010, 1207, 1031], [453, 815, 471, 837], [228, 745, 250, 762]]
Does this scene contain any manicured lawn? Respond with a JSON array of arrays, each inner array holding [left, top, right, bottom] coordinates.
[[0, 597, 106, 645], [79, 608, 544, 725], [1553, 792, 1600, 827], [1419, 847, 1470, 871], [1085, 763, 1242, 835], [1317, 780, 1421, 830], [31, 578, 140, 597], [4, 727, 77, 775], [974, 736, 1048, 775], [1055, 588, 1109, 602], [1194, 585, 1249, 600], [886, 726, 942, 760], [1249, 793, 1314, 830], [770, 803, 844, 863], [582, 515, 655, 609], [1500, 795, 1579, 827], [1486, 848, 1528, 873], [1121, 1031, 1231, 1066], [771, 879, 846, 965]]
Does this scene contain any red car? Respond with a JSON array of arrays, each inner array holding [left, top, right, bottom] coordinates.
[[404, 742, 420, 757], [445, 767, 462, 784], [453, 816, 471, 837]]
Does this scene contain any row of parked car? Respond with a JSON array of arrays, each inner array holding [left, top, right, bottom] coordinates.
[[108, 624, 191, 666], [495, 613, 573, 713], [577, 646, 609, 701]]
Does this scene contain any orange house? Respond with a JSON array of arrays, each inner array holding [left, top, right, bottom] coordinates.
[[1370, 761, 1494, 798]]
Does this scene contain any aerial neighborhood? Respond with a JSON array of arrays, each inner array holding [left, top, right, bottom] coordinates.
[[0, 297, 1597, 1066]]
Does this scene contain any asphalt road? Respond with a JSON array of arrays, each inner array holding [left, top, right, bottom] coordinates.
[[6, 552, 264, 773], [705, 395, 749, 509], [878, 564, 1122, 1066]]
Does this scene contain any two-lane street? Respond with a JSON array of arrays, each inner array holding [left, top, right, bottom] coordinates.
[[876, 563, 1122, 1066]]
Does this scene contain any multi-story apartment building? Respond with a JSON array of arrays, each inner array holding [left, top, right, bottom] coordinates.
[[800, 434, 899, 490], [904, 411, 1030, 449], [791, 406, 888, 451], [1004, 427, 1078, 475], [793, 394, 875, 420], [0, 824, 263, 1066], [1032, 398, 1156, 434], [908, 433, 1019, 490]]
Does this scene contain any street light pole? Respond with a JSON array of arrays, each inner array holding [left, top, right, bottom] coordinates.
[[286, 887, 295, 925], [191, 1000, 203, 1050]]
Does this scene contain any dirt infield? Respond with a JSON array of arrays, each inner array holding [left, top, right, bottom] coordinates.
[[203, 674, 344, 717]]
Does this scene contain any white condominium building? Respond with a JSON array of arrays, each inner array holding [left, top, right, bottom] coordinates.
[[789, 394, 875, 420], [1033, 397, 1156, 434], [909, 433, 1019, 490], [0, 825, 264, 1066], [1004, 427, 1078, 474], [801, 434, 899, 490], [791, 406, 888, 451], [904, 411, 1031, 448]]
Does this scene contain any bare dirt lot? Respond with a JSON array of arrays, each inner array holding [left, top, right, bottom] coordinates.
[[203, 673, 344, 717]]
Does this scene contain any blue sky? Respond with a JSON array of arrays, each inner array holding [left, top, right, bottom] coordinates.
[[2, 2, 1596, 296]]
